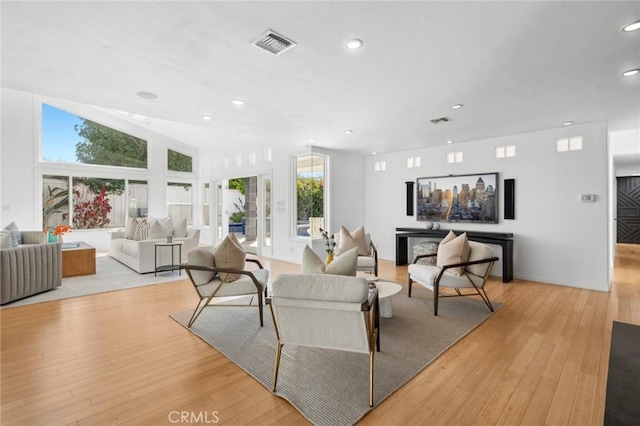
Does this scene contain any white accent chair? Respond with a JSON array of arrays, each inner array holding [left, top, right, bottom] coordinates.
[[408, 241, 498, 316], [182, 246, 269, 327], [269, 274, 379, 407], [334, 232, 378, 276]]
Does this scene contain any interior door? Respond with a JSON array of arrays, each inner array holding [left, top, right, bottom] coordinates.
[[616, 176, 640, 244]]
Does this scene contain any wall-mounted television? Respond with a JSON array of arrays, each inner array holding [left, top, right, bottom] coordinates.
[[416, 172, 499, 223]]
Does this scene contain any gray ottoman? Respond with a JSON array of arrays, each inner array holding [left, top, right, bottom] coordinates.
[[413, 242, 439, 266]]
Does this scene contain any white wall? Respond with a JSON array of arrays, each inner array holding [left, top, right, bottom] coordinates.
[[0, 88, 199, 252], [366, 122, 610, 291]]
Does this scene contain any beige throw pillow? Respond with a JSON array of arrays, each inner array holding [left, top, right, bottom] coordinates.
[[437, 231, 471, 276], [172, 218, 188, 238], [149, 220, 172, 240], [301, 245, 327, 274], [335, 226, 370, 256], [214, 235, 246, 282], [125, 218, 135, 240], [228, 232, 244, 250], [187, 246, 216, 285], [325, 247, 358, 276], [301, 245, 358, 276]]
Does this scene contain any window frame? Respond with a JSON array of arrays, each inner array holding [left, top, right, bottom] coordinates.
[[41, 173, 148, 230], [291, 151, 330, 240], [167, 180, 194, 226], [40, 102, 149, 170]]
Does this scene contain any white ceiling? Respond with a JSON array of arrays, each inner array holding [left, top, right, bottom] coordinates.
[[2, 1, 639, 161]]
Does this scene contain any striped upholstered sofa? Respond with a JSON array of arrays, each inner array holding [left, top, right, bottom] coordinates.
[[1, 231, 62, 304]]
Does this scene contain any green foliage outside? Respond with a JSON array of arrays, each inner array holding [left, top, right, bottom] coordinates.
[[297, 176, 324, 220], [75, 119, 147, 169], [42, 177, 69, 227], [168, 149, 193, 172], [230, 197, 244, 223], [228, 178, 246, 195]]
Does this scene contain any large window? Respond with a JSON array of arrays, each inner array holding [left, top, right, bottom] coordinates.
[[294, 153, 327, 238], [42, 175, 147, 229], [41, 104, 147, 168], [167, 182, 193, 225]]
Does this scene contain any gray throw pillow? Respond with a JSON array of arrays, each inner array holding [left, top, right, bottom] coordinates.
[[3, 222, 21, 247]]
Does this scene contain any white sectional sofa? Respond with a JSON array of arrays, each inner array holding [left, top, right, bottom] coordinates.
[[109, 218, 200, 273]]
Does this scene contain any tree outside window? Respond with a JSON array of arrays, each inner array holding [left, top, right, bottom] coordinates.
[[295, 154, 326, 238], [168, 149, 193, 172], [42, 103, 148, 168]]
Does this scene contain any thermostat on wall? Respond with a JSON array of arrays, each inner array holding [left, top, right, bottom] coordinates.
[[581, 194, 596, 202]]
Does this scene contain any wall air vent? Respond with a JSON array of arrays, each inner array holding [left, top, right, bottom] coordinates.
[[252, 29, 297, 56], [430, 117, 452, 124]]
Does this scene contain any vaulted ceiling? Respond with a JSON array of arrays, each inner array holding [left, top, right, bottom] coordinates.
[[2, 1, 639, 162]]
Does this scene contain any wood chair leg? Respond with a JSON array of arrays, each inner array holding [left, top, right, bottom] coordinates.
[[408, 278, 413, 297], [369, 349, 375, 407], [433, 281, 439, 316], [258, 292, 264, 327], [188, 295, 214, 327], [273, 343, 283, 391]]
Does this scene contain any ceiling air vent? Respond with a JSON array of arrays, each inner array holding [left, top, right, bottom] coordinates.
[[430, 117, 452, 124], [252, 29, 297, 56]]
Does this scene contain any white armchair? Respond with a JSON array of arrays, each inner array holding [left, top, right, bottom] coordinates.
[[334, 232, 378, 276], [183, 246, 269, 327], [408, 241, 498, 316], [269, 274, 379, 406]]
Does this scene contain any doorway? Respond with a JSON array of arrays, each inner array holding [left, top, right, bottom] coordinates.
[[227, 176, 258, 254], [616, 176, 640, 244], [217, 174, 272, 256]]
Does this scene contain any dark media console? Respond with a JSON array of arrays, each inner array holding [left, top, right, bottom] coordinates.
[[395, 227, 514, 283]]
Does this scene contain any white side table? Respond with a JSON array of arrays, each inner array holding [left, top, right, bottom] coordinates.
[[375, 281, 403, 318]]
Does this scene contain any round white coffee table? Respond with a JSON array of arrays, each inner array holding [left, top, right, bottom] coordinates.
[[376, 281, 403, 318]]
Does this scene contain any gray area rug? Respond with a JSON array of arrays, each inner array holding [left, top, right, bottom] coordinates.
[[170, 285, 500, 426], [2, 253, 185, 308]]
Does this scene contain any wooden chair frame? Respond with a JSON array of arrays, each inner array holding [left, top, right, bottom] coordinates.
[[408, 253, 498, 316], [182, 258, 267, 327], [268, 288, 379, 407]]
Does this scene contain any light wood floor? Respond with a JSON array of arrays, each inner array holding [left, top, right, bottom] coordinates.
[[1, 244, 638, 425]]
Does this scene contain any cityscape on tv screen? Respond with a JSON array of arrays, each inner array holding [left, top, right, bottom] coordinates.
[[417, 173, 498, 223]]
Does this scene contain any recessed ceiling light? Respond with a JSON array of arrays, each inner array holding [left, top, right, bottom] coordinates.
[[345, 39, 363, 49], [451, 104, 463, 109], [563, 121, 574, 126], [232, 99, 245, 106], [447, 140, 453, 144], [372, 152, 377, 155], [201, 114, 212, 121], [309, 139, 317, 143], [622, 69, 640, 77], [622, 20, 640, 32], [136, 91, 159, 101], [345, 130, 353, 135]]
